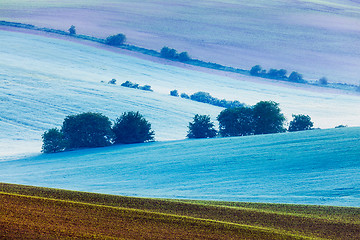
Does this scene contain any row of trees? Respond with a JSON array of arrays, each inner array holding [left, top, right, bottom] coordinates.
[[68, 25, 334, 89], [171, 90, 244, 108], [187, 101, 313, 139], [42, 103, 313, 153], [42, 112, 154, 153], [160, 47, 191, 62], [250, 65, 306, 83]]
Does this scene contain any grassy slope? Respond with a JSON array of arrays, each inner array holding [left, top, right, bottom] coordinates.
[[1, 183, 360, 239], [1, 29, 360, 159], [1, 0, 360, 84], [1, 127, 359, 206]]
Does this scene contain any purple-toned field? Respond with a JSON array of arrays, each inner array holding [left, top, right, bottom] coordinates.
[[1, 0, 360, 84]]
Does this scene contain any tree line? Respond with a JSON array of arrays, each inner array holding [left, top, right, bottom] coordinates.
[[42, 101, 313, 153], [187, 101, 313, 139], [42, 112, 154, 153]]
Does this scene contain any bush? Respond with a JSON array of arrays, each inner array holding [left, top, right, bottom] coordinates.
[[121, 81, 139, 89], [170, 90, 179, 97], [267, 69, 287, 80], [108, 79, 116, 84], [62, 112, 113, 149], [289, 71, 306, 83], [319, 77, 328, 85], [139, 85, 153, 91], [288, 114, 314, 132], [250, 65, 262, 76], [187, 114, 217, 139], [120, 81, 152, 91], [253, 101, 286, 134], [217, 107, 254, 137], [160, 46, 178, 59], [41, 128, 67, 153], [189, 91, 244, 108], [112, 111, 154, 144], [178, 52, 190, 62], [105, 34, 126, 46], [181, 93, 190, 99], [68, 25, 76, 35], [190, 91, 214, 104]]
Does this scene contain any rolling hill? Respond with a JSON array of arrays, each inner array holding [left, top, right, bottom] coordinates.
[[2, 183, 360, 239], [1, 0, 360, 84], [1, 127, 359, 206], [1, 29, 360, 159], [1, 1, 360, 208]]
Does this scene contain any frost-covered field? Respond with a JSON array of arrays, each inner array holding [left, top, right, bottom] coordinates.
[[1, 127, 360, 206], [1, 30, 360, 159], [1, 0, 360, 84]]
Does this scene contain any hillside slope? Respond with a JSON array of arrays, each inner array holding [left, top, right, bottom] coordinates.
[[2, 183, 360, 239], [1, 0, 360, 84], [1, 127, 359, 206], [1, 30, 360, 159]]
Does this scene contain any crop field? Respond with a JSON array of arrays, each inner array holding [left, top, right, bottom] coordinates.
[[1, 2, 360, 238], [1, 183, 360, 239], [1, 29, 360, 159], [1, 0, 360, 84], [1, 127, 359, 206]]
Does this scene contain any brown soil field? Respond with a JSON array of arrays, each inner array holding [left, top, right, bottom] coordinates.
[[1, 183, 360, 239]]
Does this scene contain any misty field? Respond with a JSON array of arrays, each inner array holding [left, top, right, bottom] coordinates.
[[1, 0, 360, 84]]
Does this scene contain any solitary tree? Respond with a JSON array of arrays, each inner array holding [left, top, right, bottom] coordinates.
[[288, 114, 313, 132], [62, 112, 113, 149], [105, 34, 126, 46], [187, 114, 217, 139], [41, 128, 67, 153], [253, 101, 286, 134], [217, 107, 254, 137], [112, 111, 154, 144], [68, 25, 76, 35]]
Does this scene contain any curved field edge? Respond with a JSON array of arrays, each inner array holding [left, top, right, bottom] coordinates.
[[1, 183, 360, 240], [1, 193, 306, 240], [1, 20, 359, 93]]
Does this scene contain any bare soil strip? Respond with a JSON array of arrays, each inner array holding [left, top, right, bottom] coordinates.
[[1, 183, 360, 239]]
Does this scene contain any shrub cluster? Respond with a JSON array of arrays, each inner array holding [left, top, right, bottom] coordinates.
[[160, 47, 191, 62], [187, 101, 314, 139], [170, 90, 244, 108], [250, 65, 307, 83], [170, 89, 179, 97], [105, 34, 126, 46], [42, 112, 154, 153], [121, 81, 153, 92]]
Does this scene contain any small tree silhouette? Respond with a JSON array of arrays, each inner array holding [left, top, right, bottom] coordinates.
[[112, 111, 154, 144], [288, 114, 313, 132], [68, 25, 76, 35], [187, 114, 217, 139]]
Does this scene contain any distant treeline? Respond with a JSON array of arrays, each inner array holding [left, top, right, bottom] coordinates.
[[2, 20, 360, 92], [170, 90, 244, 109]]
